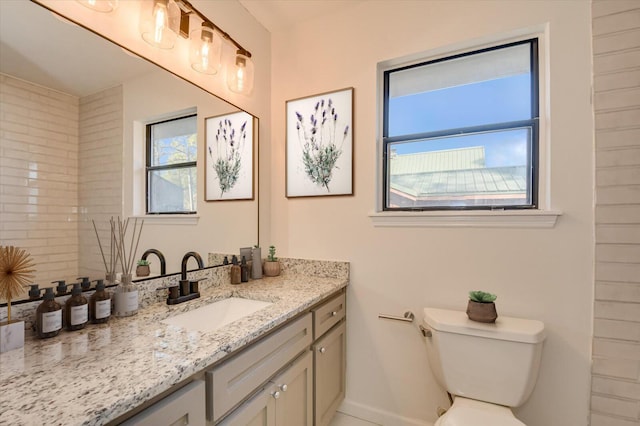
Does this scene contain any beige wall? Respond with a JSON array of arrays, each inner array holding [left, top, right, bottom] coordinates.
[[269, 1, 594, 425], [0, 74, 80, 287], [591, 1, 640, 425]]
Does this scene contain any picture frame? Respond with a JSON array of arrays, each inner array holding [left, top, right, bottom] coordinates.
[[286, 87, 354, 198], [205, 111, 254, 201]]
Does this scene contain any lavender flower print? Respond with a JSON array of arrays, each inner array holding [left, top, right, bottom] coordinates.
[[210, 118, 247, 196], [295, 97, 350, 191]]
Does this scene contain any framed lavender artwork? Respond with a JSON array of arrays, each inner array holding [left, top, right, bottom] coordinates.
[[205, 111, 254, 201], [286, 87, 354, 198]]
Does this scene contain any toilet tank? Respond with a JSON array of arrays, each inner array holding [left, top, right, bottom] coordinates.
[[423, 308, 545, 407]]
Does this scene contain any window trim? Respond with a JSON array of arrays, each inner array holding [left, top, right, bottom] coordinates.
[[382, 38, 539, 212], [145, 114, 198, 215], [373, 27, 560, 227]]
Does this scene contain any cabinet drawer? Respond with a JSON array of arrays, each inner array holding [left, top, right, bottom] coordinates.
[[121, 380, 205, 426], [207, 313, 313, 423], [313, 293, 346, 340]]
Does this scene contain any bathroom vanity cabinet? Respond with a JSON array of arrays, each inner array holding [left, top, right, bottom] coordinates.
[[2, 268, 348, 426], [209, 291, 346, 426]]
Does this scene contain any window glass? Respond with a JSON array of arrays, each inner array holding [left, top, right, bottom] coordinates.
[[146, 115, 197, 214], [383, 39, 538, 210]]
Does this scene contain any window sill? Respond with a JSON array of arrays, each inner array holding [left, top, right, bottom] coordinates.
[[131, 215, 200, 225], [368, 209, 561, 228]]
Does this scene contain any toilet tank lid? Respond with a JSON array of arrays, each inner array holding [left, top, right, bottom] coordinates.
[[423, 308, 546, 344]]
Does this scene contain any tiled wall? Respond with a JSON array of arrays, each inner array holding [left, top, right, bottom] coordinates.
[[78, 86, 123, 279], [0, 74, 79, 288], [591, 2, 640, 425]]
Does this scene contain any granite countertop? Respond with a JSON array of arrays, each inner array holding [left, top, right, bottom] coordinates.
[[0, 272, 348, 426]]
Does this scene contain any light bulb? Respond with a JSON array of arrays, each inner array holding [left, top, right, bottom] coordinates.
[[140, 0, 180, 49], [190, 22, 221, 74], [152, 2, 168, 44], [227, 50, 254, 95], [76, 0, 118, 12]]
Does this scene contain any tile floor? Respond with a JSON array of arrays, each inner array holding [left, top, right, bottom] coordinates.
[[329, 412, 381, 426]]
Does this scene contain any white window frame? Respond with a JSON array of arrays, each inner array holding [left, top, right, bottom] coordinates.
[[370, 26, 561, 228]]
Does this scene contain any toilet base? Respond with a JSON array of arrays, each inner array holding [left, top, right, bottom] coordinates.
[[435, 396, 525, 426]]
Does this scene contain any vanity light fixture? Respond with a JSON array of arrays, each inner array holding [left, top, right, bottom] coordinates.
[[75, 0, 118, 13], [139, 0, 181, 49], [189, 21, 222, 75], [227, 49, 254, 95]]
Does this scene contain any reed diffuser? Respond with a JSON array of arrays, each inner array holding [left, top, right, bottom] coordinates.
[[93, 217, 144, 317]]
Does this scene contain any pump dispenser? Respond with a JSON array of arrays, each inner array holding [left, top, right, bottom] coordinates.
[[90, 279, 111, 324], [35, 288, 62, 338], [240, 256, 249, 282], [53, 280, 67, 296], [65, 283, 88, 331], [230, 255, 241, 284], [78, 276, 91, 291], [29, 284, 40, 300]]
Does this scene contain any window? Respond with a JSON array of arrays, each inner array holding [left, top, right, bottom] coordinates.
[[146, 115, 197, 214], [382, 38, 539, 211]]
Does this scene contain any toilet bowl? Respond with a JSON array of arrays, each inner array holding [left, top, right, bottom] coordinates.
[[434, 397, 524, 426], [422, 307, 545, 426]]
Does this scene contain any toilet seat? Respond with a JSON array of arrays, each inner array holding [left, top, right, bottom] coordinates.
[[434, 397, 526, 426]]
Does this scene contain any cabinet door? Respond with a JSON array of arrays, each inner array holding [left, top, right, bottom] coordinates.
[[120, 380, 206, 426], [313, 321, 346, 426], [217, 385, 277, 426], [272, 351, 313, 426]]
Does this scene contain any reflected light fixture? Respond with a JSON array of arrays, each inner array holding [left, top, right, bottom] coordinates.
[[227, 49, 254, 96], [139, 0, 181, 49], [75, 0, 118, 13], [190, 22, 222, 75]]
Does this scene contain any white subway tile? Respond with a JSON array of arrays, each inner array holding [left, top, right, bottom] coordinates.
[[594, 318, 640, 341], [594, 300, 640, 322], [592, 1, 640, 19], [593, 338, 640, 360], [597, 225, 640, 244], [595, 262, 640, 283], [593, 356, 640, 380], [592, 376, 640, 400], [594, 9, 640, 36], [591, 413, 640, 426], [594, 50, 640, 74], [596, 245, 640, 263]]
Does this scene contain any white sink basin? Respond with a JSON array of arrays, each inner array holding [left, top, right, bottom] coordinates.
[[162, 297, 272, 333]]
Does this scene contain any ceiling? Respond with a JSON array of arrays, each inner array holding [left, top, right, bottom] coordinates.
[[0, 1, 155, 97], [0, 1, 361, 98], [238, 0, 364, 33]]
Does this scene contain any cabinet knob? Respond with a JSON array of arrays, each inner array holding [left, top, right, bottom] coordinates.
[[272, 391, 281, 399], [318, 347, 326, 354], [331, 311, 338, 316], [279, 384, 288, 392]]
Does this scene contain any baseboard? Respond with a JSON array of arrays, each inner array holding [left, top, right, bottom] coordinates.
[[338, 398, 434, 426]]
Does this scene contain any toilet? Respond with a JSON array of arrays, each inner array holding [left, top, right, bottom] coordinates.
[[422, 307, 546, 426]]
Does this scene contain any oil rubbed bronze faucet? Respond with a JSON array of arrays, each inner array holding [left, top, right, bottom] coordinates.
[[166, 251, 205, 305], [181, 251, 204, 280], [141, 248, 166, 275]]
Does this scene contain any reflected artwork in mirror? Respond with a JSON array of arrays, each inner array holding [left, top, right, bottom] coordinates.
[[0, 0, 259, 304]]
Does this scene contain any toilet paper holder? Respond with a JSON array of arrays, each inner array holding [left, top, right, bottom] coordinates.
[[378, 311, 415, 323]]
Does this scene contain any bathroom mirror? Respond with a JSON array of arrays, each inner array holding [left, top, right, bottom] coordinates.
[[0, 0, 259, 303]]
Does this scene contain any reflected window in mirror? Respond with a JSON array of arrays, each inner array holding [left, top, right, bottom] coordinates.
[[146, 114, 198, 214]]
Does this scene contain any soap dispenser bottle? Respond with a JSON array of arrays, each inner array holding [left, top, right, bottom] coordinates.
[[90, 279, 111, 324], [52, 280, 67, 296], [230, 255, 241, 284], [65, 283, 88, 331], [35, 287, 62, 339], [240, 256, 250, 282], [78, 276, 91, 291]]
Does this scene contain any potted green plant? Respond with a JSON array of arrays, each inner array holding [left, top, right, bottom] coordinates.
[[136, 259, 150, 277], [466, 290, 498, 323], [262, 245, 280, 277]]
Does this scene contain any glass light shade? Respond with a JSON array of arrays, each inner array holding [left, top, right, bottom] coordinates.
[[76, 0, 118, 12], [227, 50, 254, 95], [139, 0, 180, 49], [190, 22, 222, 75]]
